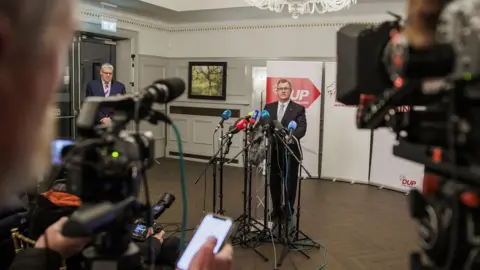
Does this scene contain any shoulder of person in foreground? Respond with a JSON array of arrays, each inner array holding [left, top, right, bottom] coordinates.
[[8, 248, 63, 270]]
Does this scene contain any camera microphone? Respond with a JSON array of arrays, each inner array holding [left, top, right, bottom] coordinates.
[[143, 78, 186, 104], [152, 193, 176, 220]]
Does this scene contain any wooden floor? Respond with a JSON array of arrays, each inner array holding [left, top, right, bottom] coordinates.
[[144, 158, 418, 270]]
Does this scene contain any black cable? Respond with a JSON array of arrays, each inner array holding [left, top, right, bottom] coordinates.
[[134, 100, 155, 269]]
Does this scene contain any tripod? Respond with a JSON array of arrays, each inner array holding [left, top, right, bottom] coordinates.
[[229, 128, 269, 261], [271, 132, 321, 267]]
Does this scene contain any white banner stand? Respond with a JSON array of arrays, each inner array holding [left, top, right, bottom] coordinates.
[[266, 61, 323, 178], [320, 62, 371, 184], [370, 129, 424, 194]]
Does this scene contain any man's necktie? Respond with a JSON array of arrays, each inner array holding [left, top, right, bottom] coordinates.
[[278, 104, 285, 121], [104, 82, 110, 97]]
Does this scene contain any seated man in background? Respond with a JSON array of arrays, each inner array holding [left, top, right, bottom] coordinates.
[[85, 63, 126, 125]]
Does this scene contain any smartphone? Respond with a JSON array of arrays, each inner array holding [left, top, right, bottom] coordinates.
[[176, 214, 233, 270], [51, 139, 74, 164]]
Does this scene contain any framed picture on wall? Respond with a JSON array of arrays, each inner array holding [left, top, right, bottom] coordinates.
[[188, 62, 227, 100]]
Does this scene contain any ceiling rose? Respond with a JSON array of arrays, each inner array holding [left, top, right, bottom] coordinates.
[[245, 0, 357, 19]]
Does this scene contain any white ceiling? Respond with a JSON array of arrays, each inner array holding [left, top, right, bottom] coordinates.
[[85, 0, 404, 24], [140, 0, 250, 12]]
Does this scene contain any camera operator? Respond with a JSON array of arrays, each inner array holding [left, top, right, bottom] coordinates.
[[25, 180, 176, 269], [0, 1, 233, 269]]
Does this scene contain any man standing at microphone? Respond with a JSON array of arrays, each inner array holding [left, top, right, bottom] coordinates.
[[264, 78, 307, 222]]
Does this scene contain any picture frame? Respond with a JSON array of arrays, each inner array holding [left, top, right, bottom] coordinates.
[[188, 62, 227, 100]]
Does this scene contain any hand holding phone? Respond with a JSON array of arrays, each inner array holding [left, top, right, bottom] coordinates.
[[176, 214, 233, 270], [188, 237, 233, 270]]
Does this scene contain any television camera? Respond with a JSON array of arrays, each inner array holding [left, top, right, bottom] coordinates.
[[56, 78, 185, 270], [337, 0, 480, 269]]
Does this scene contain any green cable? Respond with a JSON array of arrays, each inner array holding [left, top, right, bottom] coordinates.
[[171, 123, 188, 252]]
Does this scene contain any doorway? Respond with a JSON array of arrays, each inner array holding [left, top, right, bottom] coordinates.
[[56, 33, 118, 140]]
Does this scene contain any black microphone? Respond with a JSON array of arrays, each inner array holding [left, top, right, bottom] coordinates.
[[152, 193, 176, 220], [273, 120, 285, 132], [273, 120, 287, 137], [143, 78, 185, 104]]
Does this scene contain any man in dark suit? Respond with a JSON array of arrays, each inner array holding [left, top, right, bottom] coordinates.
[[264, 78, 307, 221], [85, 63, 126, 125]]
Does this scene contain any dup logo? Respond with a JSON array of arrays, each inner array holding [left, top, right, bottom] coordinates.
[[266, 77, 320, 109], [400, 175, 417, 188]]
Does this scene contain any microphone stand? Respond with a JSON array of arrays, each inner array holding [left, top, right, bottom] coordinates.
[[229, 127, 269, 262], [271, 131, 320, 267], [218, 125, 226, 215], [253, 125, 277, 245], [194, 138, 230, 214]]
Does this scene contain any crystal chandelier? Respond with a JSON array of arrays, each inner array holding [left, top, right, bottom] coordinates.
[[245, 0, 357, 19]]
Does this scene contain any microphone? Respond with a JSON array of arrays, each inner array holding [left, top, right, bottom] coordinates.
[[215, 109, 231, 131], [287, 121, 297, 143], [260, 110, 271, 127], [143, 78, 185, 103], [224, 118, 249, 138], [250, 110, 260, 125], [273, 120, 285, 132], [152, 193, 176, 220]]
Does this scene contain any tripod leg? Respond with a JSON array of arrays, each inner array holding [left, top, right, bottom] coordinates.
[[277, 244, 289, 267], [212, 159, 217, 213], [289, 243, 310, 258]]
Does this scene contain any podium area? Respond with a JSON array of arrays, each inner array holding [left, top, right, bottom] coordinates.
[[144, 158, 417, 270]]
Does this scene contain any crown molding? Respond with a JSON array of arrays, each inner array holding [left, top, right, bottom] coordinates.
[[79, 8, 378, 34]]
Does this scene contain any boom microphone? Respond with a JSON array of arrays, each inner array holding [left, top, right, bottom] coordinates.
[[215, 109, 232, 131]]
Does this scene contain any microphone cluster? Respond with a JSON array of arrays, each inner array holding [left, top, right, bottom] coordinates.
[[214, 108, 297, 142]]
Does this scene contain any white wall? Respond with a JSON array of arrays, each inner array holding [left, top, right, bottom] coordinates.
[[79, 2, 170, 57]]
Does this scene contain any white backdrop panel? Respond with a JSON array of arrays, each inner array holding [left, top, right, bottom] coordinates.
[[320, 62, 371, 183], [266, 61, 323, 178], [370, 129, 424, 192]]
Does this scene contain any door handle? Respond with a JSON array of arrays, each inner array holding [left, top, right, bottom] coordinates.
[[56, 116, 76, 119]]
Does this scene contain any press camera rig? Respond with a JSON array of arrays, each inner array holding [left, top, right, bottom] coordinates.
[[337, 0, 480, 269], [58, 78, 185, 270]]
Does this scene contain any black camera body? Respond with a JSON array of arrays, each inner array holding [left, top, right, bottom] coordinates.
[[336, 1, 480, 269]]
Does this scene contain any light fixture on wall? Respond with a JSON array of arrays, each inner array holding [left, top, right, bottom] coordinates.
[[245, 0, 357, 19]]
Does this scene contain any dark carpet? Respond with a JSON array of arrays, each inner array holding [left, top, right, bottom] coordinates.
[[143, 158, 418, 270]]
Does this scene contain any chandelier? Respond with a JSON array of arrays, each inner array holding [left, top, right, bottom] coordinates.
[[245, 0, 357, 19]]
